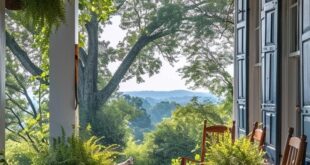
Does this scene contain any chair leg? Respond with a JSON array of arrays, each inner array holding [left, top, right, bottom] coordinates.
[[181, 158, 186, 165]]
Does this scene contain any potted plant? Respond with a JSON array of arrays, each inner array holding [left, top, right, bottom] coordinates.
[[6, 0, 66, 28], [172, 133, 265, 165], [205, 133, 265, 165], [5, 0, 23, 10]]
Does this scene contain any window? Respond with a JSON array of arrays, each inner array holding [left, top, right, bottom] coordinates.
[[289, 0, 300, 56]]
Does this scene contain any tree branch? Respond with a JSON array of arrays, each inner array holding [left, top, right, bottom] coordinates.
[[6, 93, 34, 117], [7, 107, 40, 152], [133, 1, 142, 31], [6, 83, 22, 93], [115, 0, 127, 11], [6, 127, 29, 143], [96, 30, 170, 107], [6, 31, 48, 85], [8, 68, 37, 117]]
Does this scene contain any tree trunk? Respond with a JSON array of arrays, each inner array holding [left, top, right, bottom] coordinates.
[[79, 33, 157, 127], [79, 14, 99, 127]]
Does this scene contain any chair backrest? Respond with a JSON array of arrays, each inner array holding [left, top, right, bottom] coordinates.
[[281, 128, 307, 165], [200, 120, 235, 162], [249, 122, 266, 150]]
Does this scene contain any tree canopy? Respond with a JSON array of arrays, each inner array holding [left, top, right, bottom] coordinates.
[[124, 98, 231, 165], [5, 0, 234, 143]]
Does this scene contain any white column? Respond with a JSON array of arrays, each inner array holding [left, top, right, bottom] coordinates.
[[49, 0, 78, 138], [0, 0, 5, 152]]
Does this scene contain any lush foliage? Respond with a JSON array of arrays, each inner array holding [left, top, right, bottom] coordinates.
[[21, 0, 65, 29], [91, 98, 142, 146], [177, 0, 234, 99], [5, 30, 50, 154], [124, 99, 231, 165], [205, 134, 265, 165], [172, 133, 265, 165], [4, 0, 236, 164], [123, 137, 150, 165], [6, 135, 118, 165], [40, 135, 117, 165], [75, 0, 236, 127], [6, 139, 47, 164], [10, 0, 114, 34], [7, 0, 235, 134], [147, 101, 178, 125], [124, 95, 152, 141], [118, 0, 234, 98]]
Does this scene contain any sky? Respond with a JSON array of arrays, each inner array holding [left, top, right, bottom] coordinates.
[[101, 16, 232, 93]]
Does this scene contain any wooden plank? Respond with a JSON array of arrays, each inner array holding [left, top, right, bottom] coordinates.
[[289, 137, 301, 149]]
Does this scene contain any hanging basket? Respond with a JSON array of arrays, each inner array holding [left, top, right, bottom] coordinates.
[[5, 0, 24, 10]]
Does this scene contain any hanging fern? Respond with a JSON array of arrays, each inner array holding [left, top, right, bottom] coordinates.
[[6, 0, 68, 31], [21, 0, 67, 29]]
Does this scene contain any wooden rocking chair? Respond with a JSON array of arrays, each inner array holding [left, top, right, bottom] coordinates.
[[249, 122, 266, 150], [281, 128, 307, 165], [180, 120, 235, 165]]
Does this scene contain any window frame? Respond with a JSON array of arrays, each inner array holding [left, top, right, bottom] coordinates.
[[288, 0, 300, 57]]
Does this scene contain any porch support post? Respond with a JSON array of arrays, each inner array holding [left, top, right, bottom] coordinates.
[[49, 0, 78, 138], [0, 0, 5, 152]]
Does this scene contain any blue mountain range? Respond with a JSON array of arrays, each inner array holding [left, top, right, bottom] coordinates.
[[122, 90, 218, 105]]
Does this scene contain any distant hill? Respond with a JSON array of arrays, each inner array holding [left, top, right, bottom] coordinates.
[[122, 90, 218, 105]]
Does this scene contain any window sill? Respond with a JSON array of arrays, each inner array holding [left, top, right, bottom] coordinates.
[[288, 51, 300, 58], [254, 63, 261, 67]]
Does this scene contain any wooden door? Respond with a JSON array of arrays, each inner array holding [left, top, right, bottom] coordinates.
[[300, 0, 310, 163], [261, 0, 281, 164], [235, 0, 249, 137]]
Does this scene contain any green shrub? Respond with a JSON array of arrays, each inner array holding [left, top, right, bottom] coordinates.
[[125, 100, 232, 165], [172, 133, 265, 165], [36, 135, 118, 165], [205, 133, 265, 165], [6, 139, 47, 165], [123, 137, 150, 165], [92, 98, 141, 147]]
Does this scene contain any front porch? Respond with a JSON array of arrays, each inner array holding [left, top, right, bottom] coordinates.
[[234, 0, 310, 164], [0, 0, 237, 164], [3, 0, 309, 164]]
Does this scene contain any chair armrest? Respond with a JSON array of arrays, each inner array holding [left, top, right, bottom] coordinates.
[[180, 157, 201, 164]]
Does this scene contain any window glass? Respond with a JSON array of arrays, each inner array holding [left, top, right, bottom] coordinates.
[[289, 0, 299, 53], [255, 0, 261, 64]]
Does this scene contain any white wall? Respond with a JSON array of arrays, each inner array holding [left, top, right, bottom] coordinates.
[[281, 0, 300, 151], [248, 0, 262, 127]]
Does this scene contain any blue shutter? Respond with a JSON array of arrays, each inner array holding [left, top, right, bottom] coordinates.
[[300, 0, 310, 163], [261, 0, 281, 164], [235, 0, 249, 137]]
